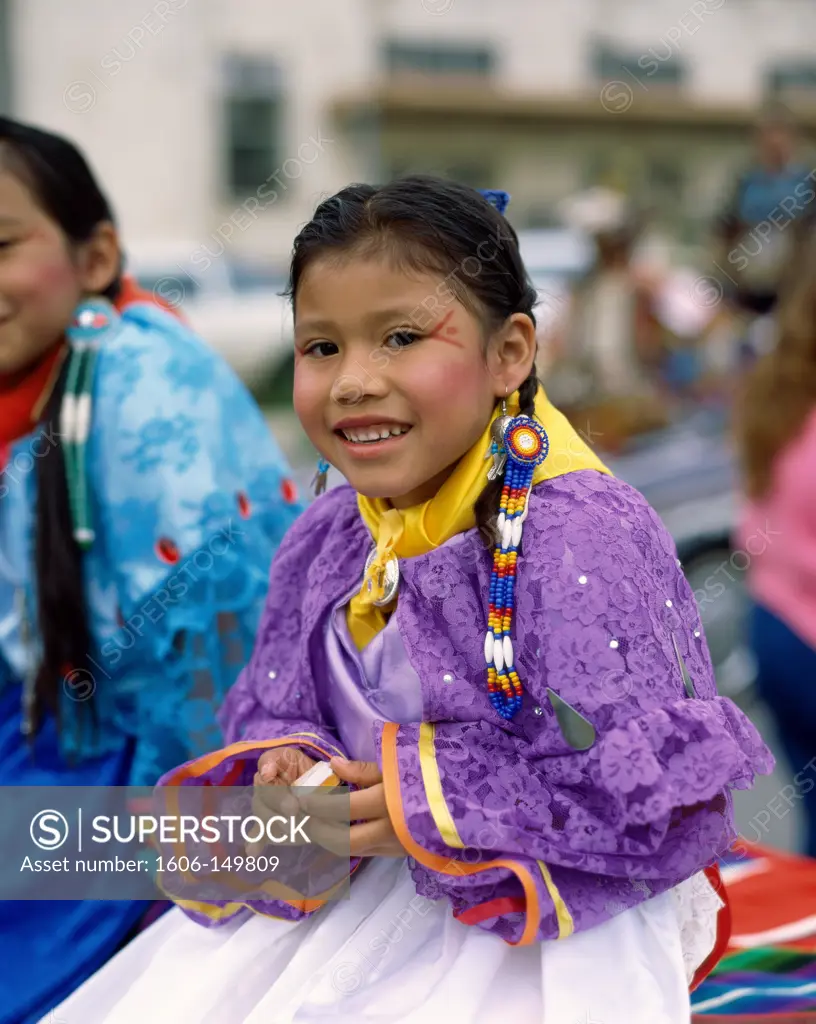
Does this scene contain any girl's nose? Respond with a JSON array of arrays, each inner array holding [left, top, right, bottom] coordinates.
[[331, 357, 389, 407], [331, 373, 366, 406]]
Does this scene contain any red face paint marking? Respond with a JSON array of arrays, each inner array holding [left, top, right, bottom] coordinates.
[[428, 310, 464, 348]]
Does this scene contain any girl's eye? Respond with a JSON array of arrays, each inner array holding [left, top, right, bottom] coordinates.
[[303, 340, 338, 358], [385, 330, 421, 349]]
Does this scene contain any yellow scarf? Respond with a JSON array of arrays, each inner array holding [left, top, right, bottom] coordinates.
[[347, 385, 611, 650]]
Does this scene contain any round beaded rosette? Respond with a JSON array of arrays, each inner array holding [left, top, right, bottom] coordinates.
[[503, 417, 549, 466]]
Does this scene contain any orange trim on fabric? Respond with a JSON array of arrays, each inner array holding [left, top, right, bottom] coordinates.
[[158, 735, 344, 916], [161, 778, 336, 915], [382, 722, 541, 946], [161, 736, 339, 784], [173, 861, 363, 926], [690, 864, 732, 992]]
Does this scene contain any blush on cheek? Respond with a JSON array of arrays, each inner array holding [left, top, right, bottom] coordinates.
[[404, 354, 485, 413], [24, 224, 78, 283], [39, 258, 78, 290], [14, 252, 79, 306], [292, 368, 327, 443]]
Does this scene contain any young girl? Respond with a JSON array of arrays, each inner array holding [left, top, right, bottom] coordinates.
[[54, 177, 774, 1024], [0, 117, 302, 1023], [735, 240, 816, 857]]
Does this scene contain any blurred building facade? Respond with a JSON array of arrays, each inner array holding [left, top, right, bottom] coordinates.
[[2, 0, 816, 266]]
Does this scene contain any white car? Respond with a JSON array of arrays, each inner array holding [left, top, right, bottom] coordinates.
[[124, 242, 293, 384]]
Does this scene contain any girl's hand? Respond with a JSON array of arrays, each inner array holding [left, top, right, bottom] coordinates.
[[249, 747, 317, 853], [299, 757, 408, 858], [255, 746, 316, 786]]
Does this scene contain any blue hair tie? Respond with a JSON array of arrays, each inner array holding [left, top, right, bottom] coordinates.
[[478, 189, 511, 215]]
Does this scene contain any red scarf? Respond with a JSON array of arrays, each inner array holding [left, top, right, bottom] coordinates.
[[115, 275, 187, 320], [0, 276, 184, 465], [0, 343, 66, 453]]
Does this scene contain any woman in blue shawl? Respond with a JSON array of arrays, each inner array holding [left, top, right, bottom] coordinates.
[[0, 116, 302, 1022]]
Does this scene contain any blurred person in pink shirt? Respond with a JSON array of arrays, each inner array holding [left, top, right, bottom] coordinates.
[[736, 239, 816, 855]]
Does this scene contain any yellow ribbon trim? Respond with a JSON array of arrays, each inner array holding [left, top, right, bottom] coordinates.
[[417, 720, 579, 929], [285, 732, 347, 760], [537, 860, 575, 939], [347, 384, 610, 650], [172, 896, 333, 924], [171, 897, 246, 922], [418, 722, 465, 849]]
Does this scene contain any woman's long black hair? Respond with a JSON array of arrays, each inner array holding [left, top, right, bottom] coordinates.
[[0, 116, 120, 734], [287, 174, 539, 544]]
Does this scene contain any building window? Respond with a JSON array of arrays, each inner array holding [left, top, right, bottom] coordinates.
[[592, 40, 685, 89], [383, 41, 495, 78], [223, 56, 284, 200], [0, 0, 12, 115], [767, 61, 816, 96], [646, 158, 686, 210]]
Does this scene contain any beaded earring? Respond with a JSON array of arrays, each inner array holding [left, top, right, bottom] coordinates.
[[312, 456, 331, 497], [484, 413, 550, 720], [485, 394, 513, 481], [62, 298, 115, 549]]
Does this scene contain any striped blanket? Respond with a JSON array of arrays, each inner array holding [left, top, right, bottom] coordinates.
[[692, 844, 816, 1020]]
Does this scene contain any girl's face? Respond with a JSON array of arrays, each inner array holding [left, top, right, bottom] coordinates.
[[293, 254, 534, 508], [0, 168, 118, 375]]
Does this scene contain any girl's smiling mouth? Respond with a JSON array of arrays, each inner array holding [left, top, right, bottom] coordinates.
[[333, 416, 413, 450]]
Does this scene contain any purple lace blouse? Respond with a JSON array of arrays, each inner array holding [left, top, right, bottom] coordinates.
[[164, 472, 775, 944]]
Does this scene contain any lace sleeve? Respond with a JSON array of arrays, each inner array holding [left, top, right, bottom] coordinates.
[[379, 472, 773, 944]]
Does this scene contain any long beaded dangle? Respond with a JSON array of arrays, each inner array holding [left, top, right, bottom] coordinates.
[[484, 415, 549, 720], [62, 299, 112, 549]]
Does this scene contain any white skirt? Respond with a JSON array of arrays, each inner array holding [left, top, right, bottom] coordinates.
[[48, 859, 720, 1024]]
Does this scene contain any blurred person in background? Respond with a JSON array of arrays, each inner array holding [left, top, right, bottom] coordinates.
[[0, 116, 303, 1022], [713, 103, 816, 363], [735, 236, 816, 857], [545, 188, 668, 451]]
